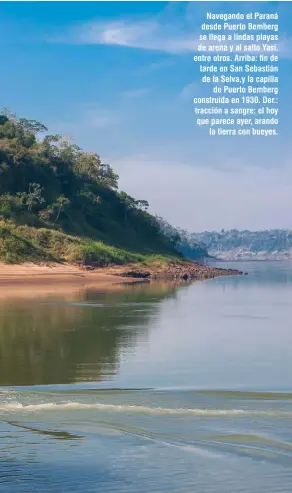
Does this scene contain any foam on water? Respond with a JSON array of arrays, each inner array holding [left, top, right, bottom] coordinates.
[[1, 401, 292, 417]]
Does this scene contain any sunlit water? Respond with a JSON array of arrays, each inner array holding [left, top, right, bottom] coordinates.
[[1, 261, 292, 492]]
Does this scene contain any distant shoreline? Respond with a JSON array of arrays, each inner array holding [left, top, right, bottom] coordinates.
[[207, 258, 287, 262]]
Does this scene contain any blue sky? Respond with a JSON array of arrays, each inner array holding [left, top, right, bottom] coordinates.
[[1, 1, 292, 231]]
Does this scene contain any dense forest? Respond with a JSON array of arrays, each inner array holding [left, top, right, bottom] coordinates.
[[157, 218, 208, 259], [0, 110, 183, 265], [194, 229, 292, 259]]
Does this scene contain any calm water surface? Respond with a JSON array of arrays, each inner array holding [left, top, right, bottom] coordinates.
[[1, 261, 292, 492]]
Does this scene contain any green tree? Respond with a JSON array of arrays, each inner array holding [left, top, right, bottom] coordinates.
[[75, 152, 118, 189], [19, 183, 45, 212], [52, 195, 71, 225], [0, 109, 179, 258]]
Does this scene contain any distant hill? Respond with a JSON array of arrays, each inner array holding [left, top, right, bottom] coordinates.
[[157, 218, 208, 260], [193, 229, 292, 260]]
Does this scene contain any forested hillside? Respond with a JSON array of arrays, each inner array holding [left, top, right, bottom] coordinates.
[[157, 218, 208, 260], [0, 110, 181, 265], [193, 229, 292, 260]]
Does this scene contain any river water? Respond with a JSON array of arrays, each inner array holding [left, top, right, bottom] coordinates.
[[1, 261, 292, 492]]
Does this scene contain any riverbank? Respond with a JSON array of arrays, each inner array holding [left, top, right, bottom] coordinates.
[[0, 262, 125, 286], [105, 260, 244, 280], [0, 260, 244, 287]]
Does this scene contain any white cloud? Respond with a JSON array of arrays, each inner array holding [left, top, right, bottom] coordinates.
[[55, 16, 292, 58], [64, 19, 201, 55], [111, 154, 292, 231]]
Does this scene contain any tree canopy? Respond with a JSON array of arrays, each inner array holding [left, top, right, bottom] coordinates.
[[0, 110, 178, 256]]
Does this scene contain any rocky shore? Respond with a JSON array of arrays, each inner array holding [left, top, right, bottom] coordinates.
[[106, 261, 245, 281]]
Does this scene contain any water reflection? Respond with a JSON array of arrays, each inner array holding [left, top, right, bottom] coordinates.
[[2, 263, 292, 493], [208, 260, 292, 286], [0, 283, 179, 386], [7, 422, 83, 440]]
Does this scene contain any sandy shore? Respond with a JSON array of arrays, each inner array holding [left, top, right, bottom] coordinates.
[[0, 263, 133, 289], [0, 262, 128, 286], [0, 260, 243, 287], [0, 261, 244, 301], [0, 262, 140, 300]]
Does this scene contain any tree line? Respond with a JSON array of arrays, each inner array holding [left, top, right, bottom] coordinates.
[[0, 109, 177, 254]]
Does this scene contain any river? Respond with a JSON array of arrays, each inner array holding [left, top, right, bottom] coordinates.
[[1, 261, 292, 492]]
